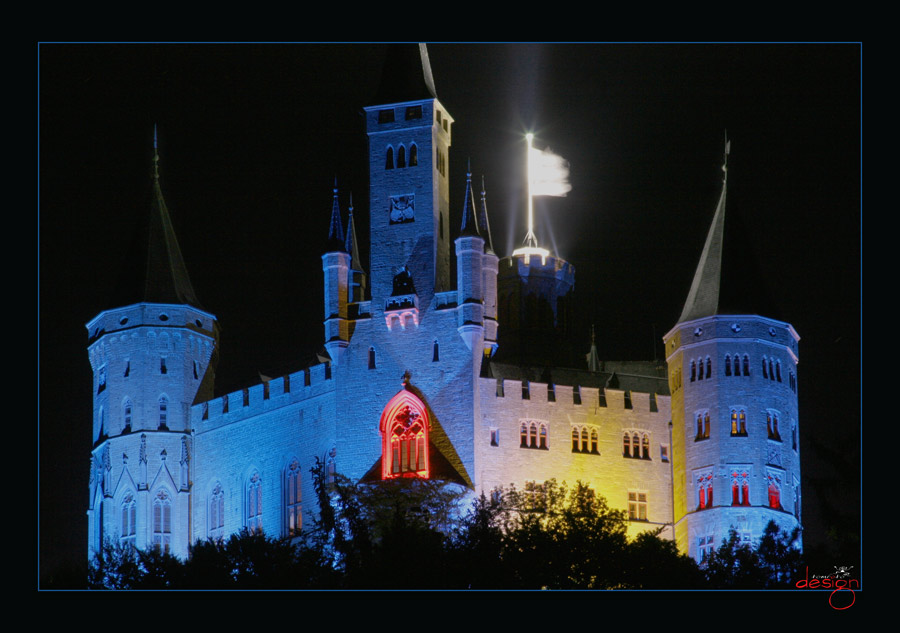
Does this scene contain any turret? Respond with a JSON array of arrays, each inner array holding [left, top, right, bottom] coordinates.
[[322, 182, 351, 365], [455, 167, 485, 353], [86, 129, 218, 559], [664, 141, 801, 562], [480, 178, 499, 358]]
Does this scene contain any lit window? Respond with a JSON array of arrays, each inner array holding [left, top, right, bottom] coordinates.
[[153, 489, 172, 553], [731, 470, 750, 506], [623, 432, 631, 457], [696, 471, 713, 510], [521, 423, 529, 448], [209, 484, 224, 539], [660, 444, 669, 462], [731, 410, 738, 435], [539, 424, 548, 449], [590, 428, 599, 454], [121, 493, 136, 548], [380, 390, 430, 479], [628, 491, 648, 521], [767, 473, 782, 510], [573, 427, 581, 453], [642, 434, 650, 459], [285, 460, 302, 536], [530, 422, 538, 448], [247, 472, 263, 533]]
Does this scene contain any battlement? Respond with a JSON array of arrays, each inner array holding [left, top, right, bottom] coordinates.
[[192, 362, 335, 431]]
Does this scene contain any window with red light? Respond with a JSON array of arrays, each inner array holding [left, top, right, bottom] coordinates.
[[380, 389, 430, 479], [731, 470, 750, 506]]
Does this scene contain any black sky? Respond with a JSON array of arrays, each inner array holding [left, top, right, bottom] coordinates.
[[38, 43, 861, 583]]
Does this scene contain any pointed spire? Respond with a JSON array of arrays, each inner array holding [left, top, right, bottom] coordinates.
[[326, 178, 346, 252], [478, 175, 495, 254], [459, 160, 480, 237], [373, 43, 437, 105], [345, 192, 363, 271], [678, 139, 730, 323], [111, 127, 202, 310], [586, 325, 601, 373]]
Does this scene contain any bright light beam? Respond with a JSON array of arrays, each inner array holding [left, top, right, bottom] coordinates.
[[514, 133, 570, 259]]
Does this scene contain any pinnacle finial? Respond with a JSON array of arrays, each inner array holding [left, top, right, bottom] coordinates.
[[723, 132, 730, 183], [349, 191, 354, 212]]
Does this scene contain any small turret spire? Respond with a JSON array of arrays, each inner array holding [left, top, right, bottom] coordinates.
[[345, 192, 363, 271], [478, 175, 495, 254], [152, 124, 160, 183], [327, 177, 346, 252], [459, 160, 480, 237], [586, 324, 601, 373]]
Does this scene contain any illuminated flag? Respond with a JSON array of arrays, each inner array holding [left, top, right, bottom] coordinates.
[[529, 145, 571, 197]]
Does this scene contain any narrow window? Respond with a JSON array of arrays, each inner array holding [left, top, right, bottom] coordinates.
[[158, 397, 168, 429], [573, 385, 582, 405], [632, 433, 640, 458], [124, 361, 130, 378], [496, 378, 504, 397], [624, 391, 633, 409], [696, 414, 703, 440], [792, 424, 798, 451], [284, 374, 290, 393], [623, 433, 631, 457], [539, 424, 548, 449], [248, 472, 262, 533], [529, 422, 538, 448], [734, 355, 741, 376], [160, 357, 167, 375], [368, 347, 376, 370], [242, 388, 249, 407], [642, 434, 650, 459], [222, 394, 229, 413], [767, 413, 773, 439], [572, 427, 580, 453], [397, 145, 406, 168], [690, 361, 696, 382], [739, 410, 746, 434], [725, 355, 732, 376], [386, 146, 394, 169], [325, 363, 331, 379], [98, 366, 107, 393], [121, 494, 136, 548], [123, 399, 132, 432], [209, 484, 225, 539], [706, 357, 712, 379], [285, 460, 302, 537], [153, 490, 172, 553], [704, 413, 710, 438], [522, 381, 530, 400], [490, 429, 499, 447], [432, 340, 439, 362], [581, 427, 589, 453], [660, 444, 669, 462], [409, 143, 418, 166], [521, 423, 528, 448], [590, 428, 599, 454], [263, 381, 270, 400], [768, 476, 781, 509], [547, 384, 556, 402], [193, 361, 199, 380], [769, 359, 775, 381], [776, 361, 782, 382], [731, 410, 738, 435], [743, 355, 750, 376]]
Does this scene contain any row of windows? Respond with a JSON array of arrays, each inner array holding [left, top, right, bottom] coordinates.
[[683, 354, 796, 389], [694, 470, 789, 512], [572, 426, 599, 454], [623, 432, 651, 459], [695, 409, 795, 445], [385, 144, 418, 170], [520, 422, 548, 450], [377, 105, 424, 124]]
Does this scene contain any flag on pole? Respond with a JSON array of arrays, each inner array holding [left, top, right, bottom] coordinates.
[[529, 145, 571, 197]]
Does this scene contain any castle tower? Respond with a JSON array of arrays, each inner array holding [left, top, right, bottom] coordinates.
[[363, 43, 452, 308], [664, 144, 801, 562], [322, 182, 352, 365], [86, 132, 218, 559], [455, 167, 485, 354]]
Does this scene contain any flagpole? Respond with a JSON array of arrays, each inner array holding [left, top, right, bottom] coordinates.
[[525, 133, 536, 248]]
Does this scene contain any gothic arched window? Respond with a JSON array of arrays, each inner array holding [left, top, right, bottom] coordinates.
[[409, 143, 417, 166], [153, 489, 172, 553], [642, 434, 650, 459], [209, 483, 224, 539], [743, 355, 750, 375], [706, 357, 712, 379], [285, 460, 302, 536], [397, 145, 406, 168], [623, 433, 631, 457], [725, 355, 732, 376], [247, 472, 262, 533], [386, 146, 394, 170], [121, 493, 136, 547], [521, 422, 528, 448], [572, 427, 581, 452], [590, 428, 599, 454], [380, 389, 430, 479]]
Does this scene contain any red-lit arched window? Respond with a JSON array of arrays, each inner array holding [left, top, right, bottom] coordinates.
[[380, 389, 430, 480]]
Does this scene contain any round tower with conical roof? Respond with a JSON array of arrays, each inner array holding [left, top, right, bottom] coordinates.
[[664, 143, 801, 562], [86, 131, 218, 559]]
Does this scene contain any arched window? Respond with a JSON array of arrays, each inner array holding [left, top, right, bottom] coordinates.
[[773, 414, 780, 440], [743, 355, 750, 375], [706, 357, 712, 379], [98, 406, 105, 437], [768, 475, 781, 509], [767, 413, 773, 438], [380, 389, 430, 479], [731, 410, 738, 435], [123, 399, 132, 432], [762, 358, 768, 379], [632, 433, 640, 457], [703, 413, 710, 439], [521, 422, 528, 448], [769, 359, 775, 381], [590, 428, 598, 454], [739, 410, 746, 434], [572, 427, 580, 452], [776, 361, 782, 382], [642, 434, 650, 459], [209, 484, 224, 539], [725, 355, 732, 376], [121, 493, 136, 547], [581, 427, 589, 453], [409, 143, 417, 166], [385, 146, 394, 169], [697, 360, 703, 380], [285, 460, 302, 537], [530, 422, 538, 448], [368, 347, 376, 370], [734, 355, 741, 376], [731, 470, 750, 506], [432, 340, 439, 362], [247, 472, 262, 533], [690, 361, 696, 382], [539, 424, 548, 449], [623, 433, 631, 457], [153, 489, 172, 553], [158, 396, 168, 430], [397, 145, 406, 168], [696, 414, 703, 439]]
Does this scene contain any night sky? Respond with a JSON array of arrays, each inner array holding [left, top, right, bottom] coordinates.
[[39, 43, 860, 583]]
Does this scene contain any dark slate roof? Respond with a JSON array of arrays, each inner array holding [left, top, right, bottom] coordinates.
[[485, 359, 670, 397], [679, 154, 778, 323], [110, 154, 202, 310], [345, 204, 364, 272], [479, 177, 495, 254], [371, 44, 437, 106], [459, 169, 480, 237], [326, 185, 346, 253]]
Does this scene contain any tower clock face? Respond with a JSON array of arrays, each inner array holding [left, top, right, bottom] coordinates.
[[389, 194, 415, 224]]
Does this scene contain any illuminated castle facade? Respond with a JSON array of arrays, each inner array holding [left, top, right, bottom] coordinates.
[[85, 46, 801, 564]]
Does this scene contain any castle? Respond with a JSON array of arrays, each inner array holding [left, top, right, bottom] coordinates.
[[85, 45, 802, 565]]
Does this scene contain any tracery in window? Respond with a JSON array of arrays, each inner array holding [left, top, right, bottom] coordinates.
[[153, 489, 172, 553], [209, 483, 225, 539], [767, 473, 782, 510], [380, 388, 430, 479], [247, 472, 263, 533], [696, 471, 713, 510], [121, 493, 136, 547], [285, 460, 302, 536], [731, 470, 750, 506]]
